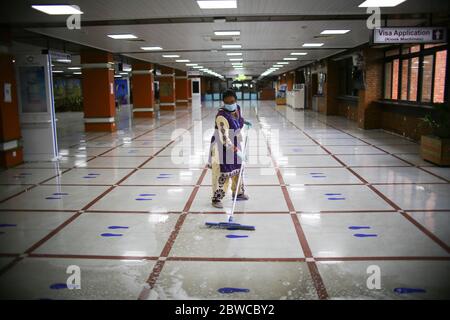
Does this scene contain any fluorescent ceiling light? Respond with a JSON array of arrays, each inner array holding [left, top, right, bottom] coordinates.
[[108, 34, 137, 40], [68, 67, 81, 70], [73, 72, 82, 75], [56, 59, 71, 63], [162, 54, 180, 58], [197, 0, 237, 9], [193, 66, 203, 69], [140, 46, 163, 50], [176, 59, 190, 63], [291, 52, 308, 56], [284, 57, 298, 61], [277, 62, 289, 65], [302, 43, 324, 47], [358, 0, 406, 7], [186, 63, 198, 66], [119, 72, 128, 75], [222, 44, 242, 49], [226, 52, 242, 56], [31, 5, 83, 15], [214, 30, 240, 36], [320, 30, 350, 35], [229, 58, 243, 61], [114, 75, 122, 78], [52, 70, 63, 73]]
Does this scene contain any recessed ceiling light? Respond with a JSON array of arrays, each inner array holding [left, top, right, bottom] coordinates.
[[214, 30, 240, 36], [222, 44, 242, 49], [302, 43, 324, 47], [229, 58, 243, 61], [197, 0, 237, 9], [176, 59, 190, 63], [31, 5, 83, 15], [358, 0, 406, 7], [108, 34, 137, 40], [162, 54, 180, 58], [226, 52, 242, 56], [186, 63, 198, 66], [320, 30, 350, 35], [283, 58, 298, 61], [141, 46, 163, 51], [67, 67, 81, 70], [290, 52, 308, 56]]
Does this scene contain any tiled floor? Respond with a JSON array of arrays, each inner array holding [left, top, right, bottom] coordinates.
[[0, 101, 449, 300]]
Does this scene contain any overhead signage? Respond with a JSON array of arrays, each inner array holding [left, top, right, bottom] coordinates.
[[373, 27, 447, 44]]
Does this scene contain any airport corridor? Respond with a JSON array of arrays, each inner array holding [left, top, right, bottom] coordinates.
[[0, 100, 449, 300]]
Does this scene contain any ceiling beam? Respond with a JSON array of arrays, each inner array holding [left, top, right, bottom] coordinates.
[[1, 13, 438, 28]]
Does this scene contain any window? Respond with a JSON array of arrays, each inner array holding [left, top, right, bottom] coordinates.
[[338, 57, 359, 97], [409, 57, 419, 101], [384, 44, 447, 104], [421, 55, 434, 103], [434, 50, 447, 103], [392, 59, 399, 99], [384, 62, 392, 99]]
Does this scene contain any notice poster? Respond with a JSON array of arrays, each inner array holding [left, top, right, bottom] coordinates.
[[160, 82, 173, 97], [18, 66, 47, 113]]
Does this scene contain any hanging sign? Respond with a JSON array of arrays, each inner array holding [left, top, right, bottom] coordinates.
[[373, 27, 447, 44]]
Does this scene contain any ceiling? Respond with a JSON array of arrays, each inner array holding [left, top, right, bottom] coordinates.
[[2, 0, 449, 78]]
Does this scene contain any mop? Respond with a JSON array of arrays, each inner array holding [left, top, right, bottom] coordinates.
[[205, 124, 256, 231]]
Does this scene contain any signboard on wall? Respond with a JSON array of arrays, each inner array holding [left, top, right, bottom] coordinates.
[[373, 27, 447, 44]]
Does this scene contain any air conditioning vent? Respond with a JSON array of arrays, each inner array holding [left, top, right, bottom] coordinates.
[[203, 36, 239, 42], [313, 35, 335, 39]]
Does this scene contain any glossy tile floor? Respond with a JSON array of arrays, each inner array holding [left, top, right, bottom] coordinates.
[[0, 101, 449, 300]]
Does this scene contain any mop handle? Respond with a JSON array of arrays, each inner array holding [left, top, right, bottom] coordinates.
[[229, 125, 250, 220]]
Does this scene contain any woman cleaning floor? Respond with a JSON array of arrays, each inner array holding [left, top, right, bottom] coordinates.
[[208, 89, 252, 209]]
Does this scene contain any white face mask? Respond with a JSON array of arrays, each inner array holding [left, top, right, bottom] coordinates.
[[223, 103, 237, 112]]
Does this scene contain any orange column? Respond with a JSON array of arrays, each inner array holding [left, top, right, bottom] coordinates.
[[81, 51, 116, 132], [175, 69, 189, 107], [131, 62, 154, 118], [159, 66, 176, 111], [0, 48, 23, 168], [187, 78, 192, 103]]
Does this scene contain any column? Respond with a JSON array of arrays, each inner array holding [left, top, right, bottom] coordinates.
[[81, 50, 116, 132], [131, 62, 155, 118], [175, 69, 189, 107], [159, 66, 176, 111], [0, 46, 23, 168], [357, 48, 383, 129]]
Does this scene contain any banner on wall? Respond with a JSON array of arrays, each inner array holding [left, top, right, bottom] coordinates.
[[15, 54, 58, 161], [114, 79, 129, 105], [373, 27, 447, 44]]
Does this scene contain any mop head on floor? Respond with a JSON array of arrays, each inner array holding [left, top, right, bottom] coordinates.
[[205, 222, 256, 231]]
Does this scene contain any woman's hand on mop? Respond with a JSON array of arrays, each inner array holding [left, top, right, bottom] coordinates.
[[236, 149, 244, 161], [244, 120, 252, 128]]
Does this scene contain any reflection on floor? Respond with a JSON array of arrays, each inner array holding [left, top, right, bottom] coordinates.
[[0, 101, 449, 300]]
